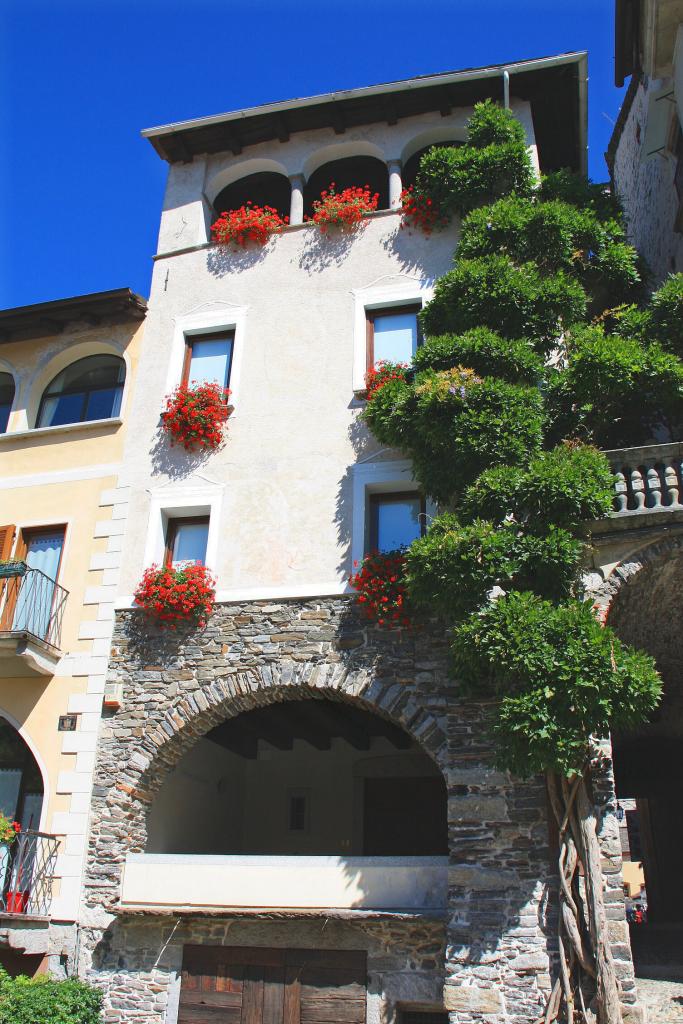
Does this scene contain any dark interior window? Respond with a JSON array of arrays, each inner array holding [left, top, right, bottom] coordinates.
[[213, 172, 291, 221], [304, 156, 389, 216], [0, 373, 14, 433], [36, 355, 125, 429]]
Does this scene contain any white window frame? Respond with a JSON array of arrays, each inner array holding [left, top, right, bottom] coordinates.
[[351, 279, 434, 394], [142, 487, 223, 576], [166, 305, 248, 411], [351, 459, 436, 568]]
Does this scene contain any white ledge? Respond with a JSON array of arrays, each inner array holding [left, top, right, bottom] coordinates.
[[121, 854, 448, 912], [114, 580, 350, 610], [0, 418, 123, 444]]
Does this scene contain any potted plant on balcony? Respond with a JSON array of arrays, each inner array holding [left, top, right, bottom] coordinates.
[[134, 562, 216, 630], [160, 381, 232, 452], [0, 561, 26, 579], [0, 816, 27, 913], [211, 203, 288, 247], [308, 183, 379, 233]]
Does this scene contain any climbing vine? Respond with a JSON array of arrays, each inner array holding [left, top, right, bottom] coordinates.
[[358, 100, 681, 1024]]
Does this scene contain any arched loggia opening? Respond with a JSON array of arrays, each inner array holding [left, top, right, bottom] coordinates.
[[0, 717, 43, 830], [607, 547, 683, 969], [213, 172, 291, 221], [147, 698, 446, 856], [304, 157, 389, 218]]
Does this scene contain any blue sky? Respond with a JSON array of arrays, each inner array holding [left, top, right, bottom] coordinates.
[[0, 0, 626, 309]]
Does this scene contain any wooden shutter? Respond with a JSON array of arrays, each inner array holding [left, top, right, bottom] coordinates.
[[0, 525, 16, 621], [179, 947, 366, 1024], [0, 525, 15, 562]]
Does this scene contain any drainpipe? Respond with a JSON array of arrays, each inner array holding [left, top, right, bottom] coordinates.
[[502, 68, 510, 109]]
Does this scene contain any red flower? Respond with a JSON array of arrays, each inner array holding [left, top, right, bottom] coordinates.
[[365, 360, 409, 400], [399, 186, 448, 235], [307, 184, 379, 233], [134, 563, 216, 630], [211, 203, 287, 247], [160, 381, 231, 452], [349, 550, 412, 630]]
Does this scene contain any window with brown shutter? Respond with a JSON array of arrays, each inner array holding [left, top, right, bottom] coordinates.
[[0, 526, 16, 562]]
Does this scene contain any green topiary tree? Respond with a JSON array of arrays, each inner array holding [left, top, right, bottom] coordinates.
[[356, 100, 682, 1024], [0, 971, 102, 1024]]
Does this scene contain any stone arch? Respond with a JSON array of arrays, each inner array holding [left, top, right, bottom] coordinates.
[[589, 531, 683, 626], [131, 666, 448, 811], [205, 158, 291, 207]]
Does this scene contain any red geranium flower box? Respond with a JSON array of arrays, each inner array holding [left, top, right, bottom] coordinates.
[[349, 550, 411, 629], [365, 360, 409, 400], [134, 562, 216, 630], [211, 203, 288, 247], [161, 381, 231, 452], [308, 183, 379, 232], [400, 186, 448, 234]]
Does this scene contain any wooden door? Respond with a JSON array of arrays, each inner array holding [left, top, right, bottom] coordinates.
[[178, 946, 366, 1024]]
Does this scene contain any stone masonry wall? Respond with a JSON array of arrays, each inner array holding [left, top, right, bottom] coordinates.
[[79, 596, 637, 1023]]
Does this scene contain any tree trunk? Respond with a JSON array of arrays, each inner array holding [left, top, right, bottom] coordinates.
[[542, 767, 624, 1024]]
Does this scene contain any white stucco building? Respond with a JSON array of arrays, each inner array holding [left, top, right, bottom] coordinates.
[[77, 54, 642, 1024]]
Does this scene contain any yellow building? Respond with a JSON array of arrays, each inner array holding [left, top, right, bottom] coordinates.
[[0, 289, 145, 974]]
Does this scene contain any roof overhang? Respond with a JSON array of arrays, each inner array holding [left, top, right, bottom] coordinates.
[[143, 52, 588, 176], [0, 288, 147, 343], [615, 0, 683, 85]]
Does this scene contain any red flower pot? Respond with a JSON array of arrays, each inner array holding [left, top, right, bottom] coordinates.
[[6, 889, 29, 913]]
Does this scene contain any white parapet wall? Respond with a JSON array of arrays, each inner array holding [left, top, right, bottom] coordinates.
[[120, 854, 448, 912]]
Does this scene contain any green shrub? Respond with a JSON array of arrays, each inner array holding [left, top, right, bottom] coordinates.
[[646, 273, 683, 358], [539, 169, 623, 223], [451, 592, 662, 776], [546, 325, 683, 447], [365, 369, 545, 501], [420, 256, 586, 351], [406, 516, 581, 618], [413, 328, 542, 384], [459, 444, 615, 528], [0, 971, 102, 1024], [410, 102, 534, 218]]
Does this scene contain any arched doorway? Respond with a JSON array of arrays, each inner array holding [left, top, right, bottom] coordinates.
[[607, 548, 683, 967], [147, 698, 447, 857], [0, 717, 43, 831]]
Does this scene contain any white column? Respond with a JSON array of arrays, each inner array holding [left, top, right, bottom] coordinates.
[[289, 174, 305, 225], [387, 159, 403, 209]]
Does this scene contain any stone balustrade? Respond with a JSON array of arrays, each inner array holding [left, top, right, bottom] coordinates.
[[605, 441, 683, 516]]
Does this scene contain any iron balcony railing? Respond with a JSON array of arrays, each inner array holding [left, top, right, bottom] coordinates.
[[0, 566, 68, 649], [0, 830, 59, 917]]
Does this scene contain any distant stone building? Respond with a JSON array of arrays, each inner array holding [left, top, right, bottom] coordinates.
[[609, 0, 683, 283]]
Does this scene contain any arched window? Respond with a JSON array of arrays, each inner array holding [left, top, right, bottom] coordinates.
[[304, 156, 389, 217], [401, 141, 462, 191], [0, 719, 43, 831], [213, 172, 291, 221], [36, 354, 125, 429], [0, 373, 14, 434]]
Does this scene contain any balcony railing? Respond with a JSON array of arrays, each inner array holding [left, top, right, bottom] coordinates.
[[605, 441, 683, 517], [0, 566, 68, 649], [0, 831, 59, 918], [120, 854, 448, 913]]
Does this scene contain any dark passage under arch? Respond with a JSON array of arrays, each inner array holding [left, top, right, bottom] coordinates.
[[147, 698, 447, 857]]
